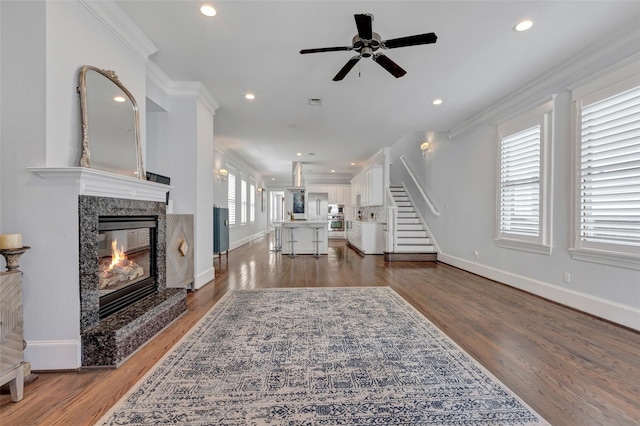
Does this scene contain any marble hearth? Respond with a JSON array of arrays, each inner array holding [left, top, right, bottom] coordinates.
[[79, 195, 186, 367]]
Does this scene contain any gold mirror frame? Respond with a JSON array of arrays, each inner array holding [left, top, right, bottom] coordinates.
[[77, 65, 145, 179]]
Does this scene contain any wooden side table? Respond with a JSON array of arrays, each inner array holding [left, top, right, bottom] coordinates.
[[0, 271, 24, 402]]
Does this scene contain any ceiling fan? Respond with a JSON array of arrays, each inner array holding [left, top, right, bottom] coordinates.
[[300, 13, 437, 81]]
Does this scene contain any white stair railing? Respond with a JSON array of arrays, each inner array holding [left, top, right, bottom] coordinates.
[[399, 155, 440, 217]]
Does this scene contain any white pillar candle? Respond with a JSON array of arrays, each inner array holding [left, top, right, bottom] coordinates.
[[0, 233, 22, 249]]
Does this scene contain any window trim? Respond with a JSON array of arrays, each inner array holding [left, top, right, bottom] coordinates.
[[250, 183, 256, 222], [495, 97, 554, 255], [569, 67, 640, 270], [240, 179, 247, 224], [227, 172, 236, 226]]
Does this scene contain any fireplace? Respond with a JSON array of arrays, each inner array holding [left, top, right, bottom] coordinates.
[[79, 195, 186, 367], [98, 215, 157, 319]]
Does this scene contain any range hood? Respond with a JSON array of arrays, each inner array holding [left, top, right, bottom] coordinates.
[[287, 161, 305, 190]]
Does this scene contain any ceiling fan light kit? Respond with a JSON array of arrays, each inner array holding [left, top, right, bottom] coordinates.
[[300, 13, 437, 81]]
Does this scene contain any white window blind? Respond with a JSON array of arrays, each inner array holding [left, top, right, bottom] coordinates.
[[500, 125, 542, 238], [227, 173, 236, 225], [579, 85, 640, 249], [250, 184, 255, 222], [241, 179, 247, 223]]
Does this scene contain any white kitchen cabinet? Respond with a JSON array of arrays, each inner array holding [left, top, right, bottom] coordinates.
[[306, 184, 351, 205], [350, 174, 361, 206], [347, 221, 384, 254], [341, 185, 351, 205], [351, 165, 383, 207]]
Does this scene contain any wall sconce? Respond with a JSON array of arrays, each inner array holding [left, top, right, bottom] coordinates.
[[216, 168, 228, 183], [420, 142, 432, 158]]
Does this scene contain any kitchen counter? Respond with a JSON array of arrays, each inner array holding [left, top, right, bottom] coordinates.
[[278, 220, 327, 228], [274, 221, 328, 255]]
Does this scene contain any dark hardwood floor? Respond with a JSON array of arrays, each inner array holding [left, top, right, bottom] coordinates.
[[1, 236, 639, 425]]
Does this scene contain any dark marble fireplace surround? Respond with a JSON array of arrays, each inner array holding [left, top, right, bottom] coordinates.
[[79, 195, 186, 367]]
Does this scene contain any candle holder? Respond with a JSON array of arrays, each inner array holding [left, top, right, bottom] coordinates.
[[0, 246, 30, 272]]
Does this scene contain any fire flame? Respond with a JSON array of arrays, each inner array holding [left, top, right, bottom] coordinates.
[[108, 239, 127, 270]]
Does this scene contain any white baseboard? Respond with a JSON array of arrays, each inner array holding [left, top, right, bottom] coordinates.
[[438, 253, 640, 331], [230, 230, 267, 251], [194, 267, 214, 290], [24, 339, 80, 370]]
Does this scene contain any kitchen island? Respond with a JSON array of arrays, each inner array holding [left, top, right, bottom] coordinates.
[[275, 221, 328, 255], [346, 220, 384, 254]]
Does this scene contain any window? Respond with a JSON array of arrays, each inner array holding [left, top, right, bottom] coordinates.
[[500, 126, 541, 237], [227, 173, 236, 225], [570, 70, 640, 269], [241, 179, 247, 224], [250, 184, 256, 222], [496, 98, 554, 254]]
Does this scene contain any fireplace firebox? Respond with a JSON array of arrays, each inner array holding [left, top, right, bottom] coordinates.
[[98, 216, 158, 319]]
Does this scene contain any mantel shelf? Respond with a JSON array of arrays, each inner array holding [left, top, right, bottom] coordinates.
[[28, 167, 173, 203]]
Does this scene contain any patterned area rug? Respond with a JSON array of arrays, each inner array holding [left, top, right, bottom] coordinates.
[[100, 287, 548, 425]]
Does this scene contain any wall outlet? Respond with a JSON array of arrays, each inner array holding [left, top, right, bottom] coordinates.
[[564, 272, 571, 283], [474, 250, 480, 259]]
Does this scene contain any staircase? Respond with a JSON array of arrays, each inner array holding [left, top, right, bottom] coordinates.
[[385, 185, 437, 262]]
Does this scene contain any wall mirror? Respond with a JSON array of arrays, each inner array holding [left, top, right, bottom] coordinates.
[[77, 66, 144, 179]]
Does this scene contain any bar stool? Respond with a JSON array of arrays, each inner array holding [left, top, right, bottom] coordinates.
[[311, 225, 324, 258], [287, 227, 298, 258], [271, 224, 282, 252]]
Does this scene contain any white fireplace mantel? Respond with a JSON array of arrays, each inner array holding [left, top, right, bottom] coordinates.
[[28, 167, 173, 203]]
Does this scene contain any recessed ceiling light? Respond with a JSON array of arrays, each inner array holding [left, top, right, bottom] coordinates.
[[296, 152, 302, 156], [350, 162, 355, 166], [331, 170, 335, 173], [114, 96, 126, 102], [271, 177, 276, 180], [200, 4, 217, 17], [432, 98, 443, 105], [514, 19, 534, 32], [245, 93, 255, 100]]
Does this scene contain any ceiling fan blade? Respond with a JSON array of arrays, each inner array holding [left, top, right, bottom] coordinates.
[[354, 14, 373, 40], [383, 32, 438, 49], [372, 54, 406, 78], [300, 46, 352, 54], [333, 56, 361, 81]]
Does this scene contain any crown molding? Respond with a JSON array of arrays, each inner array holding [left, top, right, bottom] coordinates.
[[216, 148, 266, 185], [449, 21, 640, 139], [78, 0, 157, 62], [146, 62, 220, 114]]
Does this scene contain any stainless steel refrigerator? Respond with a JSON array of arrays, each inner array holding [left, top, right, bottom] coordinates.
[[307, 192, 329, 221]]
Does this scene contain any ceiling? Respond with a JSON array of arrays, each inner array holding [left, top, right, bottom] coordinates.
[[116, 0, 640, 185]]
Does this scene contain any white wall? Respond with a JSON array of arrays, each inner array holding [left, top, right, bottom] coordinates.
[[0, 0, 218, 369], [389, 58, 640, 330], [194, 99, 215, 288], [0, 0, 153, 369], [213, 147, 228, 208], [145, 74, 218, 290], [213, 151, 269, 250]]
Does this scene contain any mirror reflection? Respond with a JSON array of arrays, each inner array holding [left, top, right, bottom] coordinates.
[[78, 66, 144, 179]]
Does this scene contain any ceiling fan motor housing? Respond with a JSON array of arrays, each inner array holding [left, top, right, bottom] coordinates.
[[352, 33, 382, 57]]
